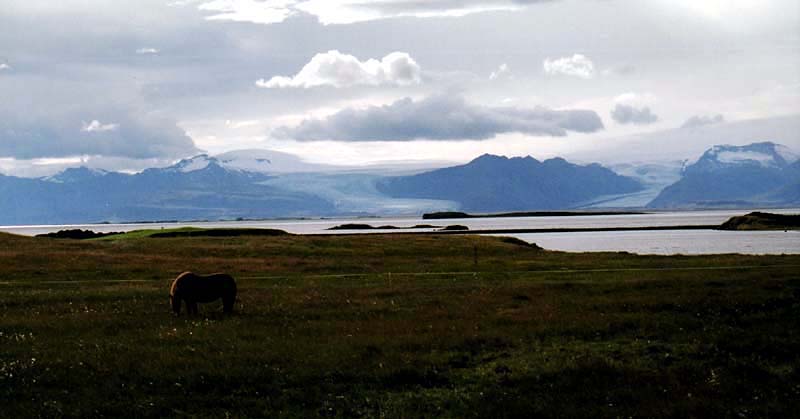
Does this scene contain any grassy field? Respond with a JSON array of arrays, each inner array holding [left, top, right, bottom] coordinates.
[[1, 231, 799, 417]]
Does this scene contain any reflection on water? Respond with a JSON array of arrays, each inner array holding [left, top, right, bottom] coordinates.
[[1, 209, 798, 255]]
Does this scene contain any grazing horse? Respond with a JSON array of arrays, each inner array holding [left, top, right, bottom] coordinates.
[[170, 272, 237, 315]]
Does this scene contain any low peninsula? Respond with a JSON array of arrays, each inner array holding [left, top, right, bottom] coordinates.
[[422, 210, 647, 219], [719, 212, 800, 230]]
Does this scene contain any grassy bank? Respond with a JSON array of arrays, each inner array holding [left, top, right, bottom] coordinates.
[[1, 232, 798, 417]]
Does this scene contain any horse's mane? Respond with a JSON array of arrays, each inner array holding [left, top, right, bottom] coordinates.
[[170, 271, 194, 296]]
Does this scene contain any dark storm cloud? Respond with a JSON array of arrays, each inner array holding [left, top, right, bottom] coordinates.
[[0, 108, 199, 159], [274, 95, 603, 141], [681, 114, 725, 128], [610, 104, 658, 125]]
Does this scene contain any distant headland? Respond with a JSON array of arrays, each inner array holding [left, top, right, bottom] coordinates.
[[422, 211, 646, 220]]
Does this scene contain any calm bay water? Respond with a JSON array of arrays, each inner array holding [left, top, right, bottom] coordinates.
[[496, 229, 800, 255], [2, 209, 798, 255]]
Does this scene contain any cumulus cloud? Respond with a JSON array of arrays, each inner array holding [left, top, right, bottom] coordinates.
[[489, 63, 510, 80], [82, 120, 119, 133], [0, 63, 10, 71], [181, 0, 553, 25], [135, 47, 160, 55], [543, 54, 595, 79], [610, 104, 658, 125], [0, 110, 199, 160], [273, 95, 603, 141], [256, 50, 421, 89], [681, 114, 725, 128]]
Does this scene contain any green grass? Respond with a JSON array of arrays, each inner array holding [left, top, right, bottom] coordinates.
[[1, 232, 799, 417], [94, 227, 206, 240]]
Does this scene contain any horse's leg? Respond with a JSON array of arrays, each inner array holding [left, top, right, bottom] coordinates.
[[171, 296, 182, 315], [187, 300, 199, 316], [223, 295, 235, 314]]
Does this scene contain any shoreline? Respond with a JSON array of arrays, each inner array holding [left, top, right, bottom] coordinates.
[[310, 224, 722, 236], [5, 207, 800, 230]]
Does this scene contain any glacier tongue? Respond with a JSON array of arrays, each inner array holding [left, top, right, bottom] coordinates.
[[775, 144, 800, 164]]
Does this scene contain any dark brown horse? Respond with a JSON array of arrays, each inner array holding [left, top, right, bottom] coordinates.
[[169, 272, 237, 315]]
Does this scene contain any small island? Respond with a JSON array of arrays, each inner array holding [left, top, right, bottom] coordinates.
[[327, 224, 440, 231], [719, 212, 800, 230], [439, 225, 470, 231], [36, 229, 122, 240]]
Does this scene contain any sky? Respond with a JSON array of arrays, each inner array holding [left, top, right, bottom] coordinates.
[[1, 0, 799, 176]]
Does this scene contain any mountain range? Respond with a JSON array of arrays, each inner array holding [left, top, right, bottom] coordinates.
[[0, 155, 335, 225], [1, 142, 798, 225]]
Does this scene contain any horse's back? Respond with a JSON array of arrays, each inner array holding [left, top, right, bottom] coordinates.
[[206, 273, 235, 282], [204, 273, 237, 290], [182, 273, 236, 302]]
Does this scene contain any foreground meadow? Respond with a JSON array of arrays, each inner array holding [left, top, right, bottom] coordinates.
[[1, 231, 799, 417]]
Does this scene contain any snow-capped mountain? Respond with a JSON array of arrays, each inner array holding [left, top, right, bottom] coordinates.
[[649, 142, 800, 208], [684, 142, 798, 175], [166, 154, 218, 173], [214, 149, 453, 175], [215, 149, 336, 174]]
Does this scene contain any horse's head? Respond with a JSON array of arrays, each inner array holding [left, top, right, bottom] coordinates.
[[170, 273, 191, 315], [170, 292, 181, 315]]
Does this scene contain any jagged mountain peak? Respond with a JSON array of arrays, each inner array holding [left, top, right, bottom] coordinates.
[[167, 154, 223, 173], [471, 154, 508, 163], [470, 154, 542, 166]]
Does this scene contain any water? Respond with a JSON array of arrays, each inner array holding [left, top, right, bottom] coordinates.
[[1, 209, 798, 255], [499, 229, 800, 255]]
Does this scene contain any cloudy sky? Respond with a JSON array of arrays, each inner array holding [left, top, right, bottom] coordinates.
[[1, 0, 799, 176]]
